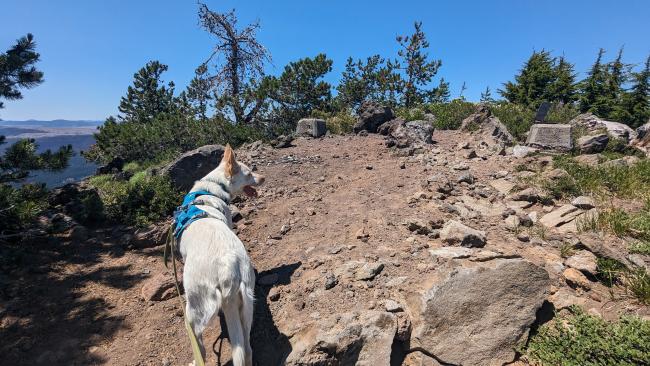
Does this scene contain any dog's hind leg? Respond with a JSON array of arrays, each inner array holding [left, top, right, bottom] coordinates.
[[185, 287, 222, 365], [223, 297, 246, 366], [239, 282, 254, 366]]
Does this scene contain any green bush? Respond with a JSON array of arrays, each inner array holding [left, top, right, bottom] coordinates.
[[545, 103, 580, 124], [85, 113, 264, 164], [395, 106, 426, 122], [542, 175, 581, 199], [89, 172, 182, 227], [596, 257, 626, 287], [625, 268, 650, 305], [523, 306, 650, 365], [426, 99, 475, 130], [596, 208, 650, 243], [554, 156, 650, 201], [312, 108, 356, 135], [600, 137, 647, 160], [0, 183, 48, 233], [630, 241, 650, 255], [72, 189, 106, 225], [490, 102, 535, 141]]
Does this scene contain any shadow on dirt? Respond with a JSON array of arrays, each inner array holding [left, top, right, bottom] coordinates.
[[0, 234, 143, 365], [252, 262, 301, 366]]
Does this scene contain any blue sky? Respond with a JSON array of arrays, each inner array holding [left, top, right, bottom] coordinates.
[[1, 0, 648, 121]]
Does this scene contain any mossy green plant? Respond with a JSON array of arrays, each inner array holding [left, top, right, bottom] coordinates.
[[523, 306, 650, 366]]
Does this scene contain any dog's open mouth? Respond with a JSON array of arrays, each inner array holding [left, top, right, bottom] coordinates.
[[243, 185, 258, 197]]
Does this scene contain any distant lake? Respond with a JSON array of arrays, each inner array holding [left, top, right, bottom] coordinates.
[[1, 122, 101, 188]]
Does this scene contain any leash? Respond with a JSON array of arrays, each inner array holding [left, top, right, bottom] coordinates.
[[164, 226, 206, 366]]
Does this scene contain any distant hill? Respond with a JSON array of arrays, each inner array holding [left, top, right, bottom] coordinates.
[[0, 119, 103, 128]]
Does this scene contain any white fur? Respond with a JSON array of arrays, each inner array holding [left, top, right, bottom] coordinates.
[[179, 152, 263, 366]]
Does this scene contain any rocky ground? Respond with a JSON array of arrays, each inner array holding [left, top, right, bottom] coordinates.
[[1, 121, 649, 365]]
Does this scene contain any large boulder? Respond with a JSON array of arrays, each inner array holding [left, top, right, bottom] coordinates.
[[577, 133, 609, 154], [407, 257, 550, 366], [163, 145, 225, 191], [296, 118, 327, 138], [570, 113, 636, 143], [284, 311, 397, 365], [353, 101, 395, 133], [460, 104, 514, 146], [382, 119, 434, 150]]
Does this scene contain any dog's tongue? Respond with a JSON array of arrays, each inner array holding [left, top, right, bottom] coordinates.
[[243, 185, 258, 198]]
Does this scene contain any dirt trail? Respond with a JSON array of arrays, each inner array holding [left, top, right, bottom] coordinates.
[[1, 131, 647, 365]]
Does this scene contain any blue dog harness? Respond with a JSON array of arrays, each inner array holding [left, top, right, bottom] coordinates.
[[172, 190, 213, 238]]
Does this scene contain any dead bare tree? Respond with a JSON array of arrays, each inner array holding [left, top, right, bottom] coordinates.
[[198, 3, 271, 124]]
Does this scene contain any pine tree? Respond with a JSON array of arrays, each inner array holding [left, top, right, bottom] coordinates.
[[0, 34, 72, 183], [185, 63, 214, 120], [198, 4, 271, 125], [0, 139, 72, 182], [267, 54, 333, 130], [606, 47, 633, 122], [118, 60, 176, 123], [622, 55, 650, 128], [499, 50, 557, 108], [607, 48, 627, 97], [579, 48, 610, 116], [480, 86, 495, 103], [394, 22, 442, 107], [0, 33, 44, 109], [428, 78, 450, 103], [337, 55, 386, 110], [549, 56, 577, 104]]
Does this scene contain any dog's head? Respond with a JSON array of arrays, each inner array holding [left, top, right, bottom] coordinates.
[[220, 144, 265, 197]]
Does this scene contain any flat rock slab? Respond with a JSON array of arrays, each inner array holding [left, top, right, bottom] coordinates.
[[489, 179, 515, 195], [526, 124, 573, 151], [410, 258, 550, 365], [539, 204, 583, 228], [296, 118, 327, 138]]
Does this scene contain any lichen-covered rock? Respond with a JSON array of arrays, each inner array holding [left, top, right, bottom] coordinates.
[[383, 119, 434, 150], [570, 113, 636, 143], [353, 101, 395, 133], [461, 104, 514, 146], [408, 258, 550, 366], [577, 133, 609, 154]]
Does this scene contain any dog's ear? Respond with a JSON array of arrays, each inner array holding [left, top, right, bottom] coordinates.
[[223, 144, 239, 177]]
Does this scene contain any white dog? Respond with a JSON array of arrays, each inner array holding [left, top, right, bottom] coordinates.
[[178, 144, 264, 366]]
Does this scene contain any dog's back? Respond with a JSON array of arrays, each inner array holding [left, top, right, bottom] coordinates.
[[180, 218, 255, 366]]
